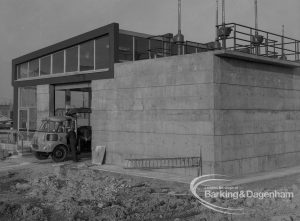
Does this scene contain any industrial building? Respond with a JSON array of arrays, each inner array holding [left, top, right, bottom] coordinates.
[[11, 8, 300, 177]]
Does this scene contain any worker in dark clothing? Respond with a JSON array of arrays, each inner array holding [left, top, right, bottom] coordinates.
[[67, 126, 79, 162]]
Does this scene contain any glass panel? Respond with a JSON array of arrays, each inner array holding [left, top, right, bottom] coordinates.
[[119, 34, 133, 62], [20, 87, 37, 108], [40, 55, 51, 75], [29, 108, 37, 131], [19, 86, 37, 132], [17, 63, 28, 79], [66, 46, 78, 72], [135, 37, 149, 60], [53, 51, 64, 74], [171, 43, 178, 56], [71, 91, 90, 127], [80, 41, 94, 71], [95, 35, 110, 69], [185, 45, 197, 54], [150, 39, 163, 58], [29, 59, 39, 77], [19, 110, 28, 130], [55, 90, 66, 116]]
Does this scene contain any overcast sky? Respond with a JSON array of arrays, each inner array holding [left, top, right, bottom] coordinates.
[[0, 0, 299, 101]]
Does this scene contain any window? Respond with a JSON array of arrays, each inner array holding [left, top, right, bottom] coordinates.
[[119, 34, 133, 62], [80, 41, 94, 71], [66, 46, 78, 72], [17, 63, 28, 79], [40, 55, 51, 75], [29, 59, 39, 77], [19, 86, 37, 132], [53, 51, 64, 74], [95, 35, 109, 69], [185, 45, 197, 54], [150, 39, 164, 58], [135, 37, 149, 60]]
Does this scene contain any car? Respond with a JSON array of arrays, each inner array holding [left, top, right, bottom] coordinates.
[[31, 108, 91, 162]]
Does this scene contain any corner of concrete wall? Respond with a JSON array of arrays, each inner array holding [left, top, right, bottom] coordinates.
[[212, 54, 300, 177]]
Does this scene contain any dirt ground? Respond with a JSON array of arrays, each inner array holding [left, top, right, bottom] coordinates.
[[1, 155, 300, 221]]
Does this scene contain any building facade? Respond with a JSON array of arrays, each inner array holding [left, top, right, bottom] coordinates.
[[12, 22, 300, 176]]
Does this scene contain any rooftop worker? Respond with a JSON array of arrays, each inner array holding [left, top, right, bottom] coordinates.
[[67, 124, 79, 162]]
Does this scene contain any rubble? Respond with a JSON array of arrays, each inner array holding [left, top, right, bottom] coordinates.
[[1, 164, 300, 220]]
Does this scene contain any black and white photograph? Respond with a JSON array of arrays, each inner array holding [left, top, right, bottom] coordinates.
[[0, 0, 300, 220]]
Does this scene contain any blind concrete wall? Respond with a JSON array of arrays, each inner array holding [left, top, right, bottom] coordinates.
[[91, 51, 300, 177], [214, 56, 300, 176], [91, 52, 216, 176]]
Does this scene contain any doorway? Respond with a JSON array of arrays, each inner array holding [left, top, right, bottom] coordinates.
[[54, 82, 92, 154], [54, 82, 91, 127]]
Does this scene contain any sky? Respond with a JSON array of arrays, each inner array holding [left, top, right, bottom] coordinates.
[[0, 0, 299, 102]]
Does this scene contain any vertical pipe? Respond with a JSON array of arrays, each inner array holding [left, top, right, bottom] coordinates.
[[254, 0, 259, 55], [216, 0, 219, 41], [222, 0, 226, 49], [282, 25, 285, 58], [254, 0, 258, 35], [297, 41, 300, 61], [266, 33, 269, 57], [234, 24, 236, 50], [295, 40, 297, 61], [178, 0, 181, 35], [222, 0, 225, 25]]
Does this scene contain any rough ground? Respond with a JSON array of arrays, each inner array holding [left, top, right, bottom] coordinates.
[[0, 156, 300, 221]]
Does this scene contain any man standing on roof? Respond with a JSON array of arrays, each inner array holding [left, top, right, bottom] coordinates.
[[67, 124, 79, 162]]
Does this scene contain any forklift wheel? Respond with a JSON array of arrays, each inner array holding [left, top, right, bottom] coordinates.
[[51, 145, 67, 162], [34, 151, 50, 160]]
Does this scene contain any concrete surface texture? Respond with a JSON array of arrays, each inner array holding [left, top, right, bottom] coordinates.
[[214, 56, 300, 176], [92, 52, 216, 176], [91, 51, 300, 177]]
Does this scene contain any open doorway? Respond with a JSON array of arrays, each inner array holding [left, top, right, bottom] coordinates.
[[54, 82, 92, 155]]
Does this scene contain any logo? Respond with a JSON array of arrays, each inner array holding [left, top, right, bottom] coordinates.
[[190, 174, 294, 215]]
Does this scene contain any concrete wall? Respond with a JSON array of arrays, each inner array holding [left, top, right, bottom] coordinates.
[[92, 52, 216, 176], [214, 56, 300, 176], [91, 51, 300, 177]]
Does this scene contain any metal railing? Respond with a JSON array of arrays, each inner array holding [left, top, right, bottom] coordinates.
[[0, 130, 17, 144], [216, 23, 300, 62], [0, 129, 34, 155]]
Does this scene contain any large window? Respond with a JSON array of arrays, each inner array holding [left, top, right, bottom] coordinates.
[[135, 37, 149, 60], [66, 46, 78, 72], [19, 86, 37, 132], [95, 35, 110, 69], [119, 34, 133, 62], [80, 41, 94, 71], [40, 55, 51, 75], [17, 63, 28, 79], [52, 51, 64, 74], [29, 59, 39, 77], [16, 34, 111, 80]]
